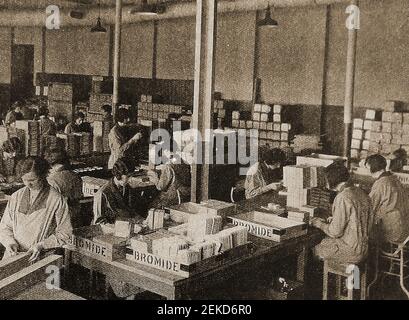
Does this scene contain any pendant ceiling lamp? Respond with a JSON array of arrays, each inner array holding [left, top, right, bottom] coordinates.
[[257, 4, 278, 28], [91, 0, 107, 33]]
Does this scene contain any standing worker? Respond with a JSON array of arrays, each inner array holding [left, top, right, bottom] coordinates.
[[108, 108, 144, 169], [5, 101, 23, 126]]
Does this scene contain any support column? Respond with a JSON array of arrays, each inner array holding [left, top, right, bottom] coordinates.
[[191, 0, 217, 203], [343, 0, 359, 160], [112, 0, 123, 122]]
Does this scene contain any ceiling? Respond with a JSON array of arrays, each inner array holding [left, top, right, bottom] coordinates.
[[0, 0, 168, 10]]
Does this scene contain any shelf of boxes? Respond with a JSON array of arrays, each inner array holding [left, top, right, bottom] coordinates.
[[351, 101, 409, 160], [231, 104, 293, 149], [48, 83, 73, 120], [89, 93, 113, 114]]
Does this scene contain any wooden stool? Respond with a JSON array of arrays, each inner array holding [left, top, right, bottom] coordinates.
[[323, 260, 368, 300]]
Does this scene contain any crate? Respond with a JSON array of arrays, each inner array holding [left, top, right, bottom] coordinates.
[[125, 241, 251, 278], [67, 225, 127, 261], [81, 176, 108, 197], [228, 211, 308, 242]]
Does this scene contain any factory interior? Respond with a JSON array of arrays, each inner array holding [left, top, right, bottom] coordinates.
[[0, 0, 408, 301]]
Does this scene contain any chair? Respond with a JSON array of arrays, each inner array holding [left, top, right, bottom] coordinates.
[[367, 236, 409, 299], [323, 259, 368, 300]]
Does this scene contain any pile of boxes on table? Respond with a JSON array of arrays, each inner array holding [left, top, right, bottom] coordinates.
[[92, 120, 112, 153], [231, 104, 293, 148], [48, 83, 73, 120], [351, 101, 409, 160], [0, 125, 27, 155], [125, 200, 250, 277], [282, 155, 342, 220]]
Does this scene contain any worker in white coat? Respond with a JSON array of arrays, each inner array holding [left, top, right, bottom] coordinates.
[[0, 157, 72, 262], [365, 154, 409, 243], [108, 108, 143, 169], [311, 163, 373, 264]]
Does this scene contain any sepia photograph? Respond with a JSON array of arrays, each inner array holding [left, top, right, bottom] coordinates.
[[0, 0, 408, 309]]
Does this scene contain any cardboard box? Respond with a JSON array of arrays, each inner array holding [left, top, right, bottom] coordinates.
[[262, 105, 271, 113], [273, 114, 281, 123], [352, 129, 363, 140], [362, 140, 370, 150], [254, 104, 262, 112], [281, 123, 291, 132], [274, 123, 281, 131], [267, 122, 274, 131], [253, 113, 261, 122], [365, 109, 380, 120], [353, 119, 364, 129], [260, 113, 270, 122], [68, 225, 127, 261], [403, 113, 409, 124], [351, 149, 360, 158], [382, 112, 393, 123], [371, 121, 382, 132], [229, 211, 307, 242], [363, 120, 373, 131], [393, 113, 403, 123], [351, 139, 361, 149], [273, 105, 282, 114], [260, 122, 267, 130], [382, 122, 392, 133]]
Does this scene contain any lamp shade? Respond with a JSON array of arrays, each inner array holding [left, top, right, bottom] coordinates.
[[258, 5, 278, 28], [91, 17, 107, 33]]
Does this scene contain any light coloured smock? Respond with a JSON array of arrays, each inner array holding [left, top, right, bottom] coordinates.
[[315, 184, 373, 264], [369, 172, 409, 243], [0, 185, 72, 258]]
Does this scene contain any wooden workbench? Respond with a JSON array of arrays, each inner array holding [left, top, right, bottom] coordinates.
[[64, 190, 323, 300], [11, 282, 85, 300]]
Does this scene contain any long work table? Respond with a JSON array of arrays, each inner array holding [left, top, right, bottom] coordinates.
[[63, 191, 324, 300]]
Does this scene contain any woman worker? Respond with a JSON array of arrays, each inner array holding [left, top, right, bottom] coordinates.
[[148, 148, 191, 208], [244, 147, 286, 199], [0, 157, 72, 261], [44, 148, 84, 229], [311, 163, 372, 264], [64, 112, 92, 134], [0, 137, 25, 183], [93, 158, 145, 225], [108, 108, 144, 169]]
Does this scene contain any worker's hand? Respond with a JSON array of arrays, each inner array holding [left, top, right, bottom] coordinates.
[[28, 243, 44, 263], [147, 170, 159, 184], [5, 243, 18, 257], [310, 217, 326, 229], [131, 132, 143, 142], [0, 174, 6, 183]]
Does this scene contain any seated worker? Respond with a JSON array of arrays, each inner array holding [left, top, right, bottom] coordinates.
[[38, 107, 57, 136], [44, 148, 84, 229], [5, 101, 23, 126], [244, 147, 286, 199], [0, 137, 24, 183], [0, 157, 72, 261], [148, 149, 191, 208], [93, 158, 145, 225], [365, 154, 409, 243], [108, 108, 144, 169], [389, 148, 408, 172], [64, 112, 91, 134], [311, 163, 372, 264], [102, 104, 113, 122]]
